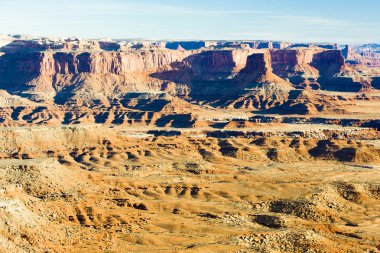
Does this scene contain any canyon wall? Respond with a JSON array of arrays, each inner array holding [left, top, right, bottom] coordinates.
[[311, 50, 345, 76], [0, 41, 378, 110], [185, 49, 255, 80], [40, 50, 190, 75]]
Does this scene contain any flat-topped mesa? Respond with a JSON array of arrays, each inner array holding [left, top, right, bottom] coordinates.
[[311, 50, 345, 76], [221, 52, 293, 110], [242, 53, 272, 80], [311, 50, 380, 92], [185, 49, 255, 80], [268, 48, 348, 89], [0, 41, 378, 110], [238, 52, 291, 86], [271, 49, 318, 68], [0, 49, 193, 102], [34, 50, 192, 76], [270, 48, 323, 88], [270, 48, 345, 77]]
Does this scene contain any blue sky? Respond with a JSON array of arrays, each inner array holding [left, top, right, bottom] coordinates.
[[0, 0, 379, 43]]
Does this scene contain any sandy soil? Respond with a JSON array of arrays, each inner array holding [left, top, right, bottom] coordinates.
[[0, 126, 378, 252]]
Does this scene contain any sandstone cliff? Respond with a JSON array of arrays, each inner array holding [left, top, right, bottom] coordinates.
[[270, 49, 321, 89], [0, 38, 379, 125]]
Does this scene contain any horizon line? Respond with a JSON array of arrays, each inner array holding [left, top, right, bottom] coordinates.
[[1, 33, 378, 46]]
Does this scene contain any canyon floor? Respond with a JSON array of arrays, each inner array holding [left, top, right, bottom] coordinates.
[[0, 114, 379, 253]]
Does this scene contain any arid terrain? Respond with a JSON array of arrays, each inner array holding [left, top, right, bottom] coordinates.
[[0, 35, 379, 252]]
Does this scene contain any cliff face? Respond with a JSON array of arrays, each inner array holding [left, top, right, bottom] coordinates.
[[178, 51, 291, 109], [0, 50, 192, 100], [0, 39, 379, 127], [0, 50, 191, 84], [310, 50, 373, 92], [269, 48, 349, 90], [342, 44, 380, 67], [39, 50, 191, 75], [311, 50, 345, 76], [147, 50, 289, 103], [0, 47, 363, 90], [240, 53, 277, 82], [271, 49, 317, 68], [0, 43, 378, 109], [185, 49, 254, 80], [0, 52, 44, 88], [270, 48, 345, 76], [270, 49, 320, 89]]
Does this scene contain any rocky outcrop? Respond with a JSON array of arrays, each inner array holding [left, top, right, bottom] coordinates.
[[269, 49, 346, 92], [269, 48, 359, 91], [219, 53, 293, 110], [41, 50, 190, 75], [343, 44, 380, 67], [271, 49, 316, 67], [0, 49, 192, 102], [174, 50, 291, 105], [243, 53, 272, 78], [309, 50, 375, 92], [0, 49, 191, 83], [0, 38, 378, 120], [311, 50, 345, 77], [270, 49, 321, 89], [264, 89, 350, 115], [238, 52, 289, 84], [185, 49, 254, 80], [342, 45, 360, 64]]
